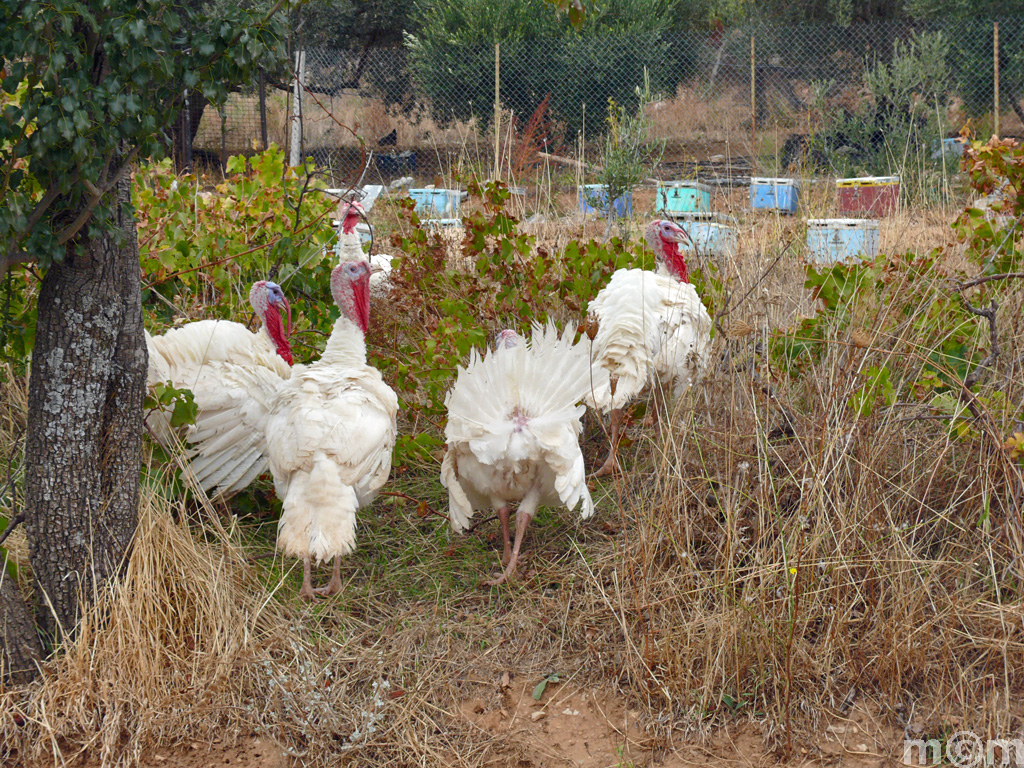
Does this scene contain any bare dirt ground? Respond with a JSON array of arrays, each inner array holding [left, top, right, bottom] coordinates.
[[77, 696, 905, 768]]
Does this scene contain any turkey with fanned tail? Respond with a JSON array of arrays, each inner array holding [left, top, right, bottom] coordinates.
[[441, 322, 596, 585]]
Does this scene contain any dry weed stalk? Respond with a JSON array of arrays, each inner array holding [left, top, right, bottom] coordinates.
[[572, 256, 1024, 753]]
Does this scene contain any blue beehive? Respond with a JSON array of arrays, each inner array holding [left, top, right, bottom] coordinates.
[[676, 212, 737, 257], [750, 177, 799, 214], [578, 184, 633, 217], [806, 219, 879, 265], [657, 181, 712, 214], [424, 218, 462, 230], [931, 137, 965, 160], [409, 188, 461, 217]]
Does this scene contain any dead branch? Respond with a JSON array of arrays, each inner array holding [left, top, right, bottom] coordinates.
[[959, 271, 1024, 290], [0, 513, 24, 548], [957, 289, 1000, 389], [537, 151, 661, 185]]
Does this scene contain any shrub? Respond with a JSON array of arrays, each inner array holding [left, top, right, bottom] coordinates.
[[404, 0, 698, 136], [135, 145, 337, 342], [378, 179, 667, 464]]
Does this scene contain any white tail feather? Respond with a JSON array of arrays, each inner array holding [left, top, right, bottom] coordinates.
[[443, 321, 594, 530], [277, 451, 359, 563]]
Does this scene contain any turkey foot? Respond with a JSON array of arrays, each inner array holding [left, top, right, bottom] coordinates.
[[314, 556, 343, 597], [592, 453, 619, 477], [483, 552, 520, 586]]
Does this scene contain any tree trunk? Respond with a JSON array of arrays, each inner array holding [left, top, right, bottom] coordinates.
[[0, 571, 42, 683], [169, 89, 209, 173], [21, 168, 146, 645]]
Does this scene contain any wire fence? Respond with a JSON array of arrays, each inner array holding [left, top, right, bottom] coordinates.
[[188, 17, 1024, 198]]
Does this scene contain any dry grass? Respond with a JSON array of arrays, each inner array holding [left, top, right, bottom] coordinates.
[[3, 186, 1024, 766]]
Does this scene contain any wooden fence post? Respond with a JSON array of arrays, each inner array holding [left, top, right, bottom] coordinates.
[[491, 44, 499, 181], [994, 21, 1000, 138], [750, 34, 756, 169]]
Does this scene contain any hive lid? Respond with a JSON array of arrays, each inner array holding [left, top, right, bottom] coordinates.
[[808, 218, 880, 229], [660, 181, 712, 192], [751, 177, 798, 185], [836, 175, 900, 186], [669, 211, 738, 224]]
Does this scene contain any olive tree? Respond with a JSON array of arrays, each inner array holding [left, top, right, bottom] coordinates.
[[0, 0, 287, 683]]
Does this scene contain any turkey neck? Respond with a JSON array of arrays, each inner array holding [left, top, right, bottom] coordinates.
[[319, 315, 367, 367]]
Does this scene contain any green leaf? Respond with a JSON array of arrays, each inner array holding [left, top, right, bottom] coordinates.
[[532, 673, 561, 700], [226, 155, 248, 174], [168, 392, 197, 429]]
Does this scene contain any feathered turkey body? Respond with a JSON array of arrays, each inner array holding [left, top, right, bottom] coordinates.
[[335, 199, 393, 296], [441, 323, 594, 585], [145, 280, 292, 454], [585, 219, 712, 476], [187, 261, 398, 599]]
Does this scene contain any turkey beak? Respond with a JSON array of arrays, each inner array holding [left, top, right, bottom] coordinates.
[[669, 227, 692, 245], [279, 295, 292, 337], [369, 263, 384, 275]]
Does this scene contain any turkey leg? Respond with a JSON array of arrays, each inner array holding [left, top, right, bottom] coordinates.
[[496, 505, 512, 566], [593, 408, 623, 477], [315, 556, 343, 597], [484, 491, 540, 586], [298, 557, 318, 601]]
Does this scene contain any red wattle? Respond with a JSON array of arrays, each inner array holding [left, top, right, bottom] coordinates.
[[264, 303, 294, 365], [663, 240, 690, 283], [353, 273, 371, 335], [342, 211, 360, 235]]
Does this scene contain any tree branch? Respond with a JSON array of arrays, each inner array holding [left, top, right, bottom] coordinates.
[[55, 145, 141, 246], [958, 271, 1024, 290], [0, 514, 25, 548], [4, 183, 65, 263], [956, 288, 1000, 389], [0, 250, 36, 281]]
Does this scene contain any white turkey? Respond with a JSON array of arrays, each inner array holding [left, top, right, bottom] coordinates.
[[441, 322, 594, 585], [334, 199, 366, 263], [186, 261, 398, 599], [145, 280, 293, 451], [585, 219, 713, 476], [335, 198, 393, 296]]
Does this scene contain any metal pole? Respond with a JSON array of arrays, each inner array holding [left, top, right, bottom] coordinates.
[[290, 50, 305, 167], [994, 21, 1000, 138], [259, 69, 268, 152], [183, 89, 192, 171]]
